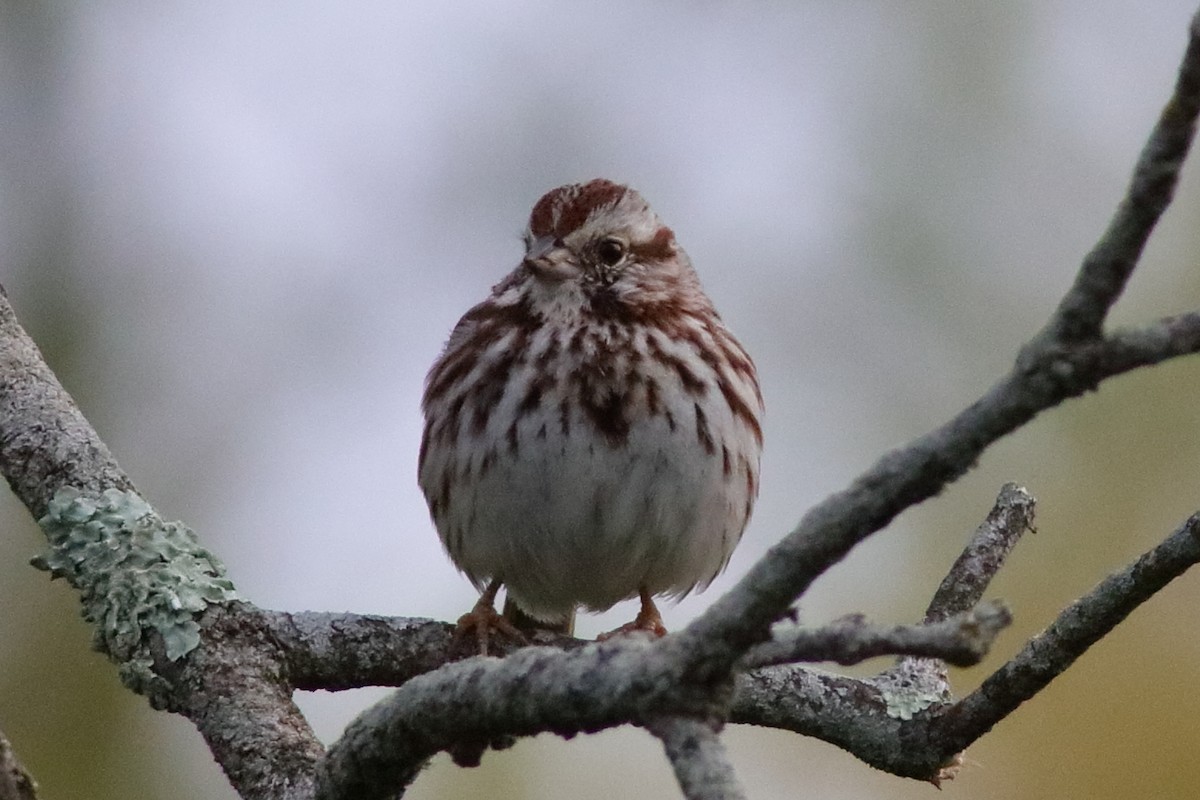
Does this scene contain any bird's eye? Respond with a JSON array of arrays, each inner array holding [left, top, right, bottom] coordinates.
[[596, 237, 626, 266]]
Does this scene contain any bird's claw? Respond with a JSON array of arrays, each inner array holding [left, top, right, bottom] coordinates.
[[454, 599, 526, 655]]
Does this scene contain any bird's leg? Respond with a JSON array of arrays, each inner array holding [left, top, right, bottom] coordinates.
[[598, 587, 668, 640], [454, 579, 525, 655]]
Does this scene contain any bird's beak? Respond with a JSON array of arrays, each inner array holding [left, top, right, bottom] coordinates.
[[523, 236, 580, 282]]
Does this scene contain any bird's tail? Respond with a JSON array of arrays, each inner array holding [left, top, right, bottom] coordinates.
[[502, 596, 575, 637]]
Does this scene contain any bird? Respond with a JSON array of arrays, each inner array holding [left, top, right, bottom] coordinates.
[[418, 179, 763, 652]]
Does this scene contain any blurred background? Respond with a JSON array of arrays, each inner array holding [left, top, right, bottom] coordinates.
[[2, 2, 1200, 798]]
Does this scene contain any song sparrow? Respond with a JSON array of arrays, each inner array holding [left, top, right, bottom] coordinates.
[[418, 179, 763, 651]]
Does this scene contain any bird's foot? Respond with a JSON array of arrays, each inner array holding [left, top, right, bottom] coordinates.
[[454, 581, 526, 656], [598, 589, 668, 641]]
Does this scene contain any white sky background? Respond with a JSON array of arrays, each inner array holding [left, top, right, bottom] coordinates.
[[3, 3, 1200, 799]]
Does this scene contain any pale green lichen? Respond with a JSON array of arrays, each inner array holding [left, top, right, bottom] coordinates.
[[32, 486, 239, 695], [875, 659, 952, 721]]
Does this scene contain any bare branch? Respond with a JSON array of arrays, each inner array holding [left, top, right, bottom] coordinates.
[[646, 717, 746, 800], [681, 14, 1200, 671], [925, 484, 1035, 622], [731, 509, 1200, 781], [0, 285, 133, 517], [314, 634, 738, 800], [1046, 9, 1200, 342], [1095, 310, 1200, 368], [268, 611, 457, 691], [932, 511, 1200, 754], [152, 605, 324, 800], [744, 602, 1011, 671]]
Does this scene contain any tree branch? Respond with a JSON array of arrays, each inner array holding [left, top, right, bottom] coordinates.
[[268, 612, 457, 691], [646, 717, 746, 800], [925, 483, 1035, 622], [744, 602, 1012, 670], [152, 604, 324, 800], [730, 506, 1200, 781], [0, 290, 324, 800], [932, 510, 1200, 754], [1047, 10, 1200, 343], [680, 9, 1200, 672], [691, 483, 1036, 779], [313, 636, 727, 800], [0, 284, 132, 518]]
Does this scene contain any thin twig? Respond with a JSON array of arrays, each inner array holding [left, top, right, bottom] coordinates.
[[744, 602, 1012, 670], [728, 508, 1200, 780], [925, 483, 1035, 622], [932, 511, 1200, 753], [1046, 8, 1200, 343]]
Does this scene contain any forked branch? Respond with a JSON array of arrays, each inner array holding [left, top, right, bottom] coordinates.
[[681, 6, 1200, 673]]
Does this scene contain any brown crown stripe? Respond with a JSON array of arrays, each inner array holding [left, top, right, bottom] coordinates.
[[528, 179, 628, 239]]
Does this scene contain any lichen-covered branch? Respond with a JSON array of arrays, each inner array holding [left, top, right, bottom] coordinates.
[[31, 487, 239, 695], [0, 289, 323, 800]]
